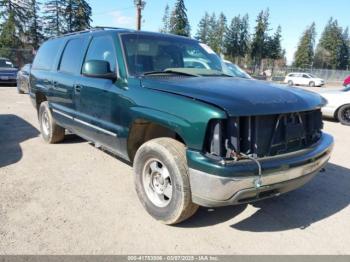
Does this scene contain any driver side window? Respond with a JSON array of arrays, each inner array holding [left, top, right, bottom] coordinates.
[[84, 36, 116, 73]]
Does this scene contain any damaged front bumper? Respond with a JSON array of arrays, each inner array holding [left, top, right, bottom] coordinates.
[[187, 133, 334, 207]]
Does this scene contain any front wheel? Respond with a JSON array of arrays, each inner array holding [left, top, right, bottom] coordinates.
[[309, 81, 315, 87], [133, 138, 199, 225], [16, 81, 24, 94], [38, 101, 65, 143], [337, 105, 350, 126], [288, 80, 294, 86]]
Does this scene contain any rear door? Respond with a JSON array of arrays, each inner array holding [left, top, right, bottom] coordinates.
[[301, 74, 311, 85], [50, 36, 89, 128]]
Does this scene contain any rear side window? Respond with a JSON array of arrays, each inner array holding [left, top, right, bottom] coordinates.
[[59, 38, 86, 74], [32, 39, 63, 70], [84, 35, 116, 72]]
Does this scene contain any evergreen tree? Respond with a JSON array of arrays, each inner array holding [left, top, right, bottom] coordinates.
[[67, 0, 92, 32], [206, 13, 218, 51], [0, 0, 29, 33], [339, 27, 349, 69], [250, 9, 270, 66], [215, 12, 227, 54], [0, 0, 29, 64], [225, 15, 241, 59], [224, 14, 250, 62], [314, 18, 346, 69], [26, 0, 44, 50], [43, 0, 66, 37], [239, 14, 250, 59], [0, 12, 21, 58], [195, 12, 210, 43], [293, 23, 317, 68], [169, 0, 190, 37], [160, 4, 170, 33], [268, 25, 283, 60]]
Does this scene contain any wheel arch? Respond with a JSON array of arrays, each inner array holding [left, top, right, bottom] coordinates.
[[127, 117, 187, 162]]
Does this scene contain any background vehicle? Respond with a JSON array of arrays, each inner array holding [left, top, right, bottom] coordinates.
[[284, 72, 325, 87], [224, 60, 252, 79], [343, 76, 350, 87], [30, 28, 333, 225], [0, 58, 18, 85], [16, 64, 32, 94], [321, 86, 350, 125]]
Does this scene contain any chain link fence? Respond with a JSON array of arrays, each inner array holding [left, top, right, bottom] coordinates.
[[246, 65, 350, 84]]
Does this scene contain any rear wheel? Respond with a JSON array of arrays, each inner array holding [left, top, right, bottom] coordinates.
[[133, 138, 198, 225], [337, 105, 350, 126], [309, 81, 315, 87], [39, 101, 65, 143]]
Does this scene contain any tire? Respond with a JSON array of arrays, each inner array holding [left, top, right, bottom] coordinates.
[[17, 81, 24, 94], [17, 85, 24, 94], [337, 105, 350, 126], [309, 81, 315, 87], [38, 101, 65, 143], [287, 80, 294, 86], [133, 138, 199, 225]]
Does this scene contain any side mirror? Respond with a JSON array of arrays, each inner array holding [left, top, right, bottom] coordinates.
[[82, 60, 117, 81]]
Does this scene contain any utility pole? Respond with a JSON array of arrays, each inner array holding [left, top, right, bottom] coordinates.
[[136, 0, 142, 31]]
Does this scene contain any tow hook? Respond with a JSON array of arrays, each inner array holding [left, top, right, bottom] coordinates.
[[240, 153, 263, 189]]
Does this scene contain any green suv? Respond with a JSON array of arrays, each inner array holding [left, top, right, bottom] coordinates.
[[30, 27, 334, 224]]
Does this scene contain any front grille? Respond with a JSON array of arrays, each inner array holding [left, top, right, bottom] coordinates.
[[226, 109, 323, 158]]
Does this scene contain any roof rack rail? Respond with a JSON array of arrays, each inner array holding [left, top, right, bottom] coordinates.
[[51, 27, 125, 39], [93, 26, 124, 30]]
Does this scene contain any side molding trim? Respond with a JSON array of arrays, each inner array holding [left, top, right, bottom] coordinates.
[[52, 109, 117, 137]]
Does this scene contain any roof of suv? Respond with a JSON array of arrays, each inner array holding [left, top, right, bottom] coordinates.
[[51, 27, 198, 42]]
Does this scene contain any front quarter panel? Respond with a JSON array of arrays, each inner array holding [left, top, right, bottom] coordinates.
[[124, 78, 227, 151]]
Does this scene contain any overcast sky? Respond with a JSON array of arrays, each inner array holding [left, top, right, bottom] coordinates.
[[90, 0, 350, 64]]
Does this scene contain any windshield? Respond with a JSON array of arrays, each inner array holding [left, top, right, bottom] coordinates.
[[121, 33, 225, 77], [224, 62, 251, 79], [0, 59, 14, 68]]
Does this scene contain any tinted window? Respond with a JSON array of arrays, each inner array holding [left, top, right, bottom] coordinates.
[[32, 39, 64, 70], [59, 38, 86, 74], [121, 34, 223, 76], [0, 59, 14, 68], [84, 36, 116, 72]]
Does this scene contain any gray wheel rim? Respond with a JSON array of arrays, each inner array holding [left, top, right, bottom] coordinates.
[[41, 110, 50, 136], [142, 158, 173, 208]]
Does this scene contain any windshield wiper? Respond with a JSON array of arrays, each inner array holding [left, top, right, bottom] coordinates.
[[142, 69, 199, 77]]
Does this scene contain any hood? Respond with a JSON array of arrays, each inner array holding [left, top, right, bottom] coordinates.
[[141, 77, 326, 116]]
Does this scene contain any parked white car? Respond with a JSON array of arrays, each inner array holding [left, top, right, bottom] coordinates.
[[321, 86, 350, 125], [284, 72, 325, 87]]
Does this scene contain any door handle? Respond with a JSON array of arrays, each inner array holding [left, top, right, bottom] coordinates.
[[74, 84, 82, 93]]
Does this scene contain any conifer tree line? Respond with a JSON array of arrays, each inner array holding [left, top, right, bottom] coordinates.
[[160, 0, 350, 70], [0, 0, 92, 65], [161, 3, 285, 68]]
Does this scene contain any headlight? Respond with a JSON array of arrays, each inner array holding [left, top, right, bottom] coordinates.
[[205, 120, 224, 157]]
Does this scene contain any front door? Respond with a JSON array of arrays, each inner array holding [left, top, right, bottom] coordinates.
[[74, 34, 125, 156]]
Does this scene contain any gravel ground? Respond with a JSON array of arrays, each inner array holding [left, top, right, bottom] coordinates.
[[0, 85, 349, 255]]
